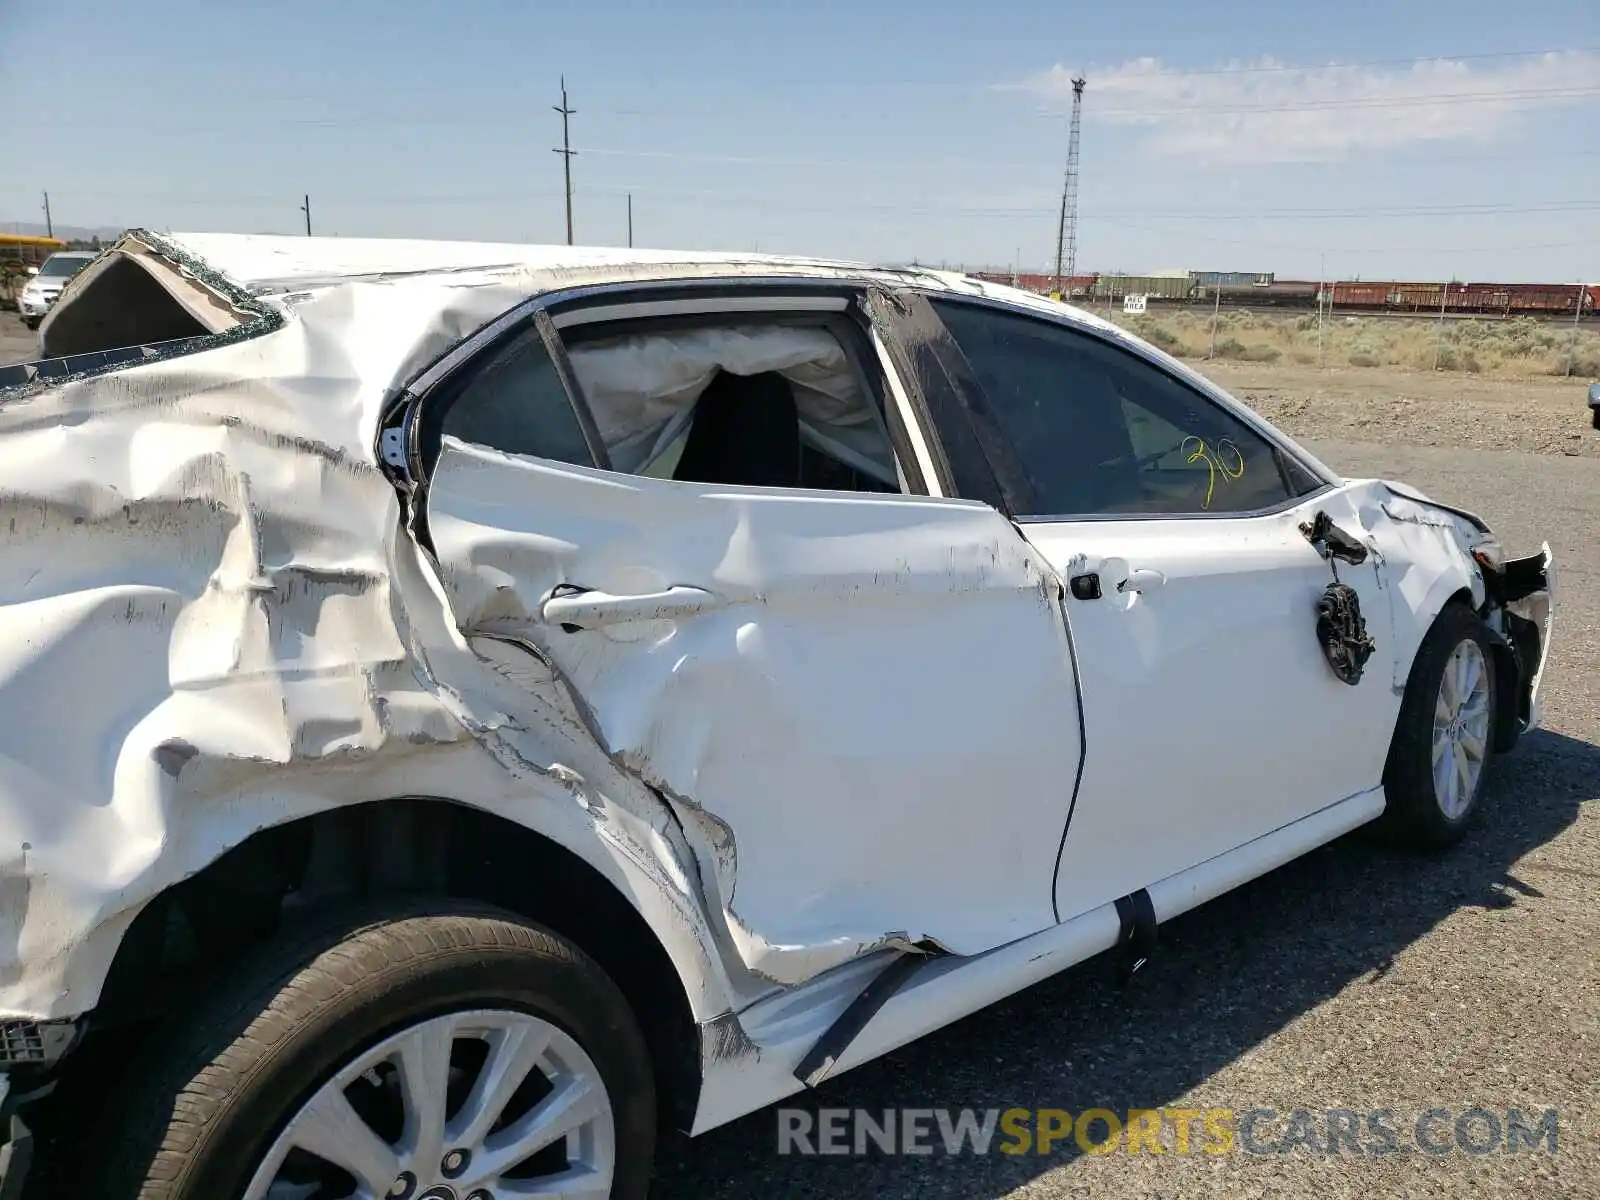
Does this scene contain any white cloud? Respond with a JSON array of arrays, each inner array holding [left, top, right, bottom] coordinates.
[[1011, 51, 1600, 164]]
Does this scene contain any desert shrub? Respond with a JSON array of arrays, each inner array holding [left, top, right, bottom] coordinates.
[[1289, 349, 1315, 365], [1293, 315, 1318, 332], [1241, 343, 1281, 363], [1347, 332, 1389, 364], [1213, 337, 1249, 359], [1429, 346, 1480, 372], [1549, 354, 1600, 377], [1498, 317, 1561, 357], [1139, 322, 1184, 352]]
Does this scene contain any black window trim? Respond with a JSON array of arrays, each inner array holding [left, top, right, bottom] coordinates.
[[916, 289, 1340, 524], [401, 275, 944, 499]]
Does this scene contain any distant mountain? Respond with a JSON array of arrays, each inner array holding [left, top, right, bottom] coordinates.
[[3, 221, 127, 243]]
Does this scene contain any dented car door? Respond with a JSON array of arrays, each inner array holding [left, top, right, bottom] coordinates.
[[407, 288, 1088, 987], [907, 294, 1403, 923]]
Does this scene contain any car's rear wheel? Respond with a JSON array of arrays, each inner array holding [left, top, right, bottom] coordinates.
[[78, 901, 657, 1200], [1377, 603, 1497, 849], [1591, 408, 1599, 431]]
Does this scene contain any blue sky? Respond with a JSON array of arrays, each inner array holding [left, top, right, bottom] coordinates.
[[1, 0, 1596, 281]]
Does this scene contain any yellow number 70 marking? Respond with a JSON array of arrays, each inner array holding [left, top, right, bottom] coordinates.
[[1181, 436, 1245, 510]]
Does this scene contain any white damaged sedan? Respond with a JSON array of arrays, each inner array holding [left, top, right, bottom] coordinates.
[[0, 232, 1555, 1198]]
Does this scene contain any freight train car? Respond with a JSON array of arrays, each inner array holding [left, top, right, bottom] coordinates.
[[1092, 274, 1195, 301], [1487, 283, 1591, 315], [1190, 270, 1274, 287], [966, 271, 1098, 297], [1328, 281, 1592, 317], [1195, 279, 1318, 307]]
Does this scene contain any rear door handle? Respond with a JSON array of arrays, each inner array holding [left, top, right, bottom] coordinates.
[[1117, 568, 1167, 595], [540, 585, 721, 631]]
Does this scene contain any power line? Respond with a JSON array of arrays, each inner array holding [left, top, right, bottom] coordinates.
[[41, 186, 1600, 221], [570, 142, 1600, 171]]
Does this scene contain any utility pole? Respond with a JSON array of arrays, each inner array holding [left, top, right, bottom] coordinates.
[[41, 191, 52, 239], [1433, 276, 1452, 370], [1316, 252, 1326, 367], [1051, 76, 1087, 299], [301, 194, 312, 236], [553, 77, 577, 245], [1568, 280, 1586, 376], [1208, 281, 1222, 359], [627, 193, 633, 248]]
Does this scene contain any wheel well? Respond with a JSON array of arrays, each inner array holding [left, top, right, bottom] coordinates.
[[1429, 589, 1521, 753], [93, 797, 703, 1134]]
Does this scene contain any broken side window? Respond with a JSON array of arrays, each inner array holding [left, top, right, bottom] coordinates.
[[562, 321, 903, 494], [433, 313, 906, 496]]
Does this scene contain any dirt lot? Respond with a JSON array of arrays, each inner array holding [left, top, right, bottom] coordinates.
[[0, 312, 36, 368], [3, 309, 1597, 1198], [1205, 361, 1600, 460]]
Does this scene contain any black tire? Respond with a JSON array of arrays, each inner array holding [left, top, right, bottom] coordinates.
[[22, 316, 39, 331], [74, 899, 657, 1200], [1376, 603, 1497, 849], [1591, 408, 1599, 431]]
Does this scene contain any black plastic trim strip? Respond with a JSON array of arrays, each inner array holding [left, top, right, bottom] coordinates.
[[1112, 889, 1159, 983], [1012, 482, 1338, 525], [794, 950, 936, 1088], [865, 286, 1022, 510], [1500, 549, 1550, 604], [541, 275, 867, 318], [534, 308, 612, 472]]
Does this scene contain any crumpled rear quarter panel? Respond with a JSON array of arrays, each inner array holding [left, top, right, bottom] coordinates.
[[0, 273, 741, 1021]]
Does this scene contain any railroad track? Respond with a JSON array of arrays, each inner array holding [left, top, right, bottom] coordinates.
[[1119, 300, 1600, 326]]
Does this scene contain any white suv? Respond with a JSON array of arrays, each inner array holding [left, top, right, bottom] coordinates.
[[15, 251, 96, 330]]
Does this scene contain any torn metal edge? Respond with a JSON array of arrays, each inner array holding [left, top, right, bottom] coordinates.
[[0, 229, 284, 404]]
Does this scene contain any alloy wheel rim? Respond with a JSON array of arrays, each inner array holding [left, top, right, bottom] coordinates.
[[242, 1009, 615, 1200], [1431, 638, 1491, 820]]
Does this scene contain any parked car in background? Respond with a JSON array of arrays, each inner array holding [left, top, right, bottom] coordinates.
[[16, 250, 96, 329], [0, 234, 68, 313], [0, 230, 1556, 1198]]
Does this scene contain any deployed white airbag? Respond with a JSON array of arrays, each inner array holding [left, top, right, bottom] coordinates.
[[566, 324, 895, 482]]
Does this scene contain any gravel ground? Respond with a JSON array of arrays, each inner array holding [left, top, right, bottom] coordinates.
[[5, 308, 1596, 1198], [1205, 361, 1600, 459]]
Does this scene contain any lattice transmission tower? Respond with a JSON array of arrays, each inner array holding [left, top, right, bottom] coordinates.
[[1051, 76, 1087, 299]]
